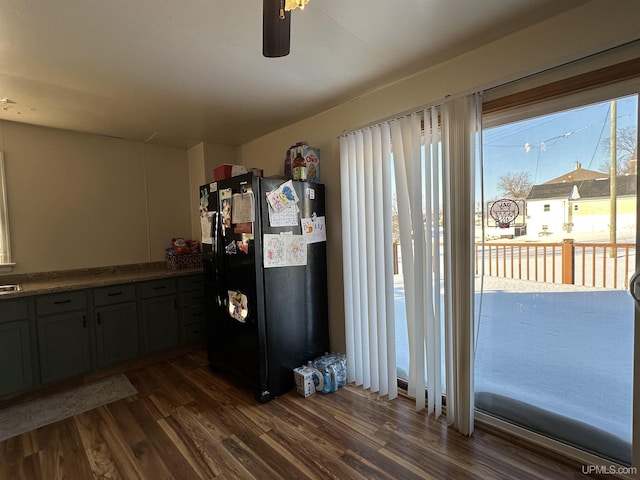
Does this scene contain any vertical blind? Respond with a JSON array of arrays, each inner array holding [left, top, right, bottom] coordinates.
[[339, 94, 481, 435]]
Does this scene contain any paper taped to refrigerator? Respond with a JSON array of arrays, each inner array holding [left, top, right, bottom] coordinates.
[[301, 215, 326, 244], [228, 290, 248, 323], [219, 188, 232, 229], [266, 180, 299, 213], [232, 192, 255, 224], [263, 233, 307, 268], [200, 212, 214, 245], [268, 202, 299, 227]]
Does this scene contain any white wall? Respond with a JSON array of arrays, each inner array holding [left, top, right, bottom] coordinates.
[[527, 200, 568, 236], [1, 121, 192, 274], [237, 0, 640, 353]]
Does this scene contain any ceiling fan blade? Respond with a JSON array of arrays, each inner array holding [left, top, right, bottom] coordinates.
[[263, 0, 291, 58]]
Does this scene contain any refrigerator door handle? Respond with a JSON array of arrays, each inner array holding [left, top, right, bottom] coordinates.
[[212, 211, 224, 307], [629, 269, 640, 307], [215, 210, 230, 308]]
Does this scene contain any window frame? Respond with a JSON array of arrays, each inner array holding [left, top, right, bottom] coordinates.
[[0, 152, 14, 272], [477, 57, 640, 468]]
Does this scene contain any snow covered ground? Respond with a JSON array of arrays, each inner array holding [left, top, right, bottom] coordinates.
[[475, 276, 632, 442], [394, 274, 633, 444]]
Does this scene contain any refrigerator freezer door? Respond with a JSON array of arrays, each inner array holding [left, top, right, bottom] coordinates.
[[254, 178, 329, 400], [205, 174, 265, 397]]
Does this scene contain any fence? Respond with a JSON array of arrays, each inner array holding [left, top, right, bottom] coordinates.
[[474, 240, 636, 290]]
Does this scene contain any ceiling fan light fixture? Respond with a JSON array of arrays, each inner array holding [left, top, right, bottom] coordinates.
[[263, 0, 291, 57], [285, 0, 310, 11], [263, 0, 310, 58]]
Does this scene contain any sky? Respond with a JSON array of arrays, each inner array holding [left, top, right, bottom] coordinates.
[[480, 94, 638, 202]]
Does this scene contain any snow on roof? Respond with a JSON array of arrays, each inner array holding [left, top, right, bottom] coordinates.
[[528, 175, 637, 200], [543, 161, 607, 185]]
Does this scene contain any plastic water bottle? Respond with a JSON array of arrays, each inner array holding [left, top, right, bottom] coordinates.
[[306, 361, 323, 393]]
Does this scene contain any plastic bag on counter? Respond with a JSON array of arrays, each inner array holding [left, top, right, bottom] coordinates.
[[167, 238, 200, 255]]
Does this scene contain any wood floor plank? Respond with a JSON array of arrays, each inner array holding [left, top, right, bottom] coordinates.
[[272, 391, 426, 479], [339, 448, 421, 480], [126, 396, 203, 479], [105, 399, 175, 480], [261, 427, 368, 480], [0, 345, 606, 479], [220, 434, 285, 479], [265, 413, 372, 480], [78, 404, 164, 480], [257, 430, 319, 480], [155, 415, 217, 479], [41, 417, 94, 480], [159, 414, 257, 479]]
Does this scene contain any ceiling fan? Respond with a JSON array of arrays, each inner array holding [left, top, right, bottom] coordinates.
[[263, 0, 310, 57]]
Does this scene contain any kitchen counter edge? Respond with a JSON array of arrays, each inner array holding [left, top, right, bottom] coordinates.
[[0, 263, 203, 299]]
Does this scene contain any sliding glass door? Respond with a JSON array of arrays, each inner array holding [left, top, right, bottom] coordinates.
[[475, 84, 639, 467]]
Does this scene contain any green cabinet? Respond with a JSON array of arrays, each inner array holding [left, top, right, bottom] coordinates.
[[93, 284, 139, 368], [178, 275, 205, 344], [140, 278, 179, 354], [36, 291, 90, 384], [0, 272, 198, 396], [0, 299, 33, 396]]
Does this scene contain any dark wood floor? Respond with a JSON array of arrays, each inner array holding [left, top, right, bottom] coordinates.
[[0, 346, 603, 479]]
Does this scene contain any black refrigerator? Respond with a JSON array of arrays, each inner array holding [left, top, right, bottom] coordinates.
[[199, 173, 329, 402]]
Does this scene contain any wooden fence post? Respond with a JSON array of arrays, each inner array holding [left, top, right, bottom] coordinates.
[[562, 239, 574, 285], [393, 242, 399, 275]]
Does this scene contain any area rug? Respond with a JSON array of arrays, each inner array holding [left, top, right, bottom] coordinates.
[[0, 373, 137, 442]]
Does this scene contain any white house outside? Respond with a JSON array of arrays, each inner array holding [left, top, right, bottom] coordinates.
[[526, 174, 636, 238]]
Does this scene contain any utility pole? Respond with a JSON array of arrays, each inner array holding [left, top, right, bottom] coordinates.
[[609, 100, 617, 254]]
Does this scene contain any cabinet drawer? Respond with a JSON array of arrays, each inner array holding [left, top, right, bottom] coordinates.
[[182, 304, 204, 326], [93, 284, 136, 306], [36, 291, 87, 316], [179, 275, 203, 292], [0, 299, 28, 323], [184, 322, 206, 343], [140, 279, 176, 299], [181, 290, 204, 307]]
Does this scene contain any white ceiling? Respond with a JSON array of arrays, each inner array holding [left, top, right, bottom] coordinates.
[[0, 0, 591, 149]]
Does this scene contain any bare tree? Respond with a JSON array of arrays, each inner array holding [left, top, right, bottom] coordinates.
[[497, 171, 533, 199], [599, 126, 638, 175]]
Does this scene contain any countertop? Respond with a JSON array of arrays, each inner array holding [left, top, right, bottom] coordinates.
[[0, 262, 202, 299]]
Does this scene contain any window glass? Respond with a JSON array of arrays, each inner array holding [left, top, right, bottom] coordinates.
[[475, 91, 638, 464]]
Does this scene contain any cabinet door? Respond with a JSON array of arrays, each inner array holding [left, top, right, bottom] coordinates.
[[37, 312, 91, 384], [95, 302, 139, 368], [0, 320, 32, 396], [141, 296, 179, 354]]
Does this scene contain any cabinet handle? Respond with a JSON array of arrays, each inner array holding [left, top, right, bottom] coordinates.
[[97, 313, 101, 325], [83, 315, 87, 328], [107, 292, 123, 297], [153, 285, 167, 290], [54, 299, 72, 305], [173, 299, 177, 309]]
